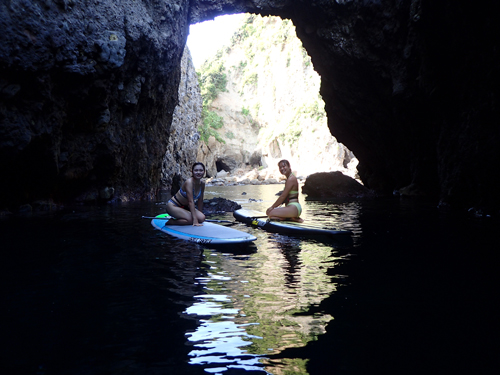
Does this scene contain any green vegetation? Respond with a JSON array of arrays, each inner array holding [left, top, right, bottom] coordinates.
[[302, 48, 312, 67], [252, 103, 260, 117], [197, 60, 227, 106], [243, 72, 258, 87], [199, 107, 224, 143], [297, 95, 326, 122], [195, 13, 327, 150], [197, 58, 228, 144]]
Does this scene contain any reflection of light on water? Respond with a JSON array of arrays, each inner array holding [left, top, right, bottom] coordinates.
[[185, 289, 267, 373], [183, 241, 341, 374], [183, 185, 361, 374]]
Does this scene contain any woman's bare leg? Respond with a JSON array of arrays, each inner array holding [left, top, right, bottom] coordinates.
[[194, 210, 205, 224], [165, 202, 193, 225], [267, 205, 303, 222]]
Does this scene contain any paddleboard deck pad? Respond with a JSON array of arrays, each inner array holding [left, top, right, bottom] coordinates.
[[234, 209, 353, 237], [151, 214, 256, 245]]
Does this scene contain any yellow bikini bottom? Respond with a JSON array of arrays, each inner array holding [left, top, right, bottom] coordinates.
[[286, 201, 302, 216]]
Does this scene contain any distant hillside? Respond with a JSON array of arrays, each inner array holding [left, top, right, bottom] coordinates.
[[196, 14, 358, 179]]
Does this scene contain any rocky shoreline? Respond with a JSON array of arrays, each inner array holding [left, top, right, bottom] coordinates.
[[0, 168, 373, 216], [205, 166, 306, 187]]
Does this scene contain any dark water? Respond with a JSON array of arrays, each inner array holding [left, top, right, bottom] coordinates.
[[1, 185, 498, 375]]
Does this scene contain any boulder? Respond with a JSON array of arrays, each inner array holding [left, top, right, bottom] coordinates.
[[216, 170, 229, 178], [302, 171, 373, 199], [202, 197, 241, 214]]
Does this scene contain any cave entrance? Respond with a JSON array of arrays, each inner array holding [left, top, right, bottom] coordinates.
[[187, 13, 358, 179], [215, 159, 231, 173]]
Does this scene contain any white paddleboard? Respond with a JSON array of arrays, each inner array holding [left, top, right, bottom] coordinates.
[[151, 214, 257, 245]]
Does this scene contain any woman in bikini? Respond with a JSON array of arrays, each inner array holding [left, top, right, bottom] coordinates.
[[166, 162, 206, 226], [266, 159, 303, 223]]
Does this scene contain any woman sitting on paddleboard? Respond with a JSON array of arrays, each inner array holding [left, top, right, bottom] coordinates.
[[266, 159, 303, 223], [166, 162, 206, 226]]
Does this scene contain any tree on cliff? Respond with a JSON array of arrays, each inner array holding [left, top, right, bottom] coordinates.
[[197, 57, 227, 144]]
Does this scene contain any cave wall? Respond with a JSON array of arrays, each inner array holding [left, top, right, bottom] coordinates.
[[161, 46, 202, 195], [0, 0, 190, 206], [1, 0, 498, 211]]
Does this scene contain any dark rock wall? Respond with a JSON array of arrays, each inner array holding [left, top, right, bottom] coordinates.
[[1, 0, 189, 206], [1, 0, 498, 211]]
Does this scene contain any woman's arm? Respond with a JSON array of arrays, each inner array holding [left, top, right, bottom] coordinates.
[[269, 175, 296, 209], [185, 178, 200, 225], [197, 182, 205, 212]]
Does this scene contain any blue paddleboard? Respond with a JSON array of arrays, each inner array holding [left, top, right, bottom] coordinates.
[[151, 214, 257, 245]]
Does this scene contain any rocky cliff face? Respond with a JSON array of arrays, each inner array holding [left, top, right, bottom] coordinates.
[[161, 46, 202, 195], [195, 82, 262, 179], [1, 0, 189, 207], [196, 15, 358, 181], [1, 1, 498, 212]]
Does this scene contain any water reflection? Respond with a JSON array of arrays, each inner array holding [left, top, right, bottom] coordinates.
[[207, 184, 363, 239], [1, 185, 362, 374], [304, 200, 363, 238], [183, 229, 349, 374], [3, 190, 496, 374], [179, 185, 362, 374]]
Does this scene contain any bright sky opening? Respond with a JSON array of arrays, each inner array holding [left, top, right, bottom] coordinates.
[[187, 13, 246, 69]]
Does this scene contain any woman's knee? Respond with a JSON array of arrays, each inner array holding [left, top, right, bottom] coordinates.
[[196, 212, 205, 223]]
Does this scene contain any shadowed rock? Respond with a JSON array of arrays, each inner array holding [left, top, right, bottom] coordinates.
[[203, 197, 241, 214], [302, 172, 373, 199]]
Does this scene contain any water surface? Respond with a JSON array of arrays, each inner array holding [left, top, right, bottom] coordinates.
[[1, 184, 497, 375]]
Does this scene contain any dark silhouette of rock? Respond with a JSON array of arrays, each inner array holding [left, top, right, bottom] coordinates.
[[302, 172, 373, 199], [202, 197, 241, 214]]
